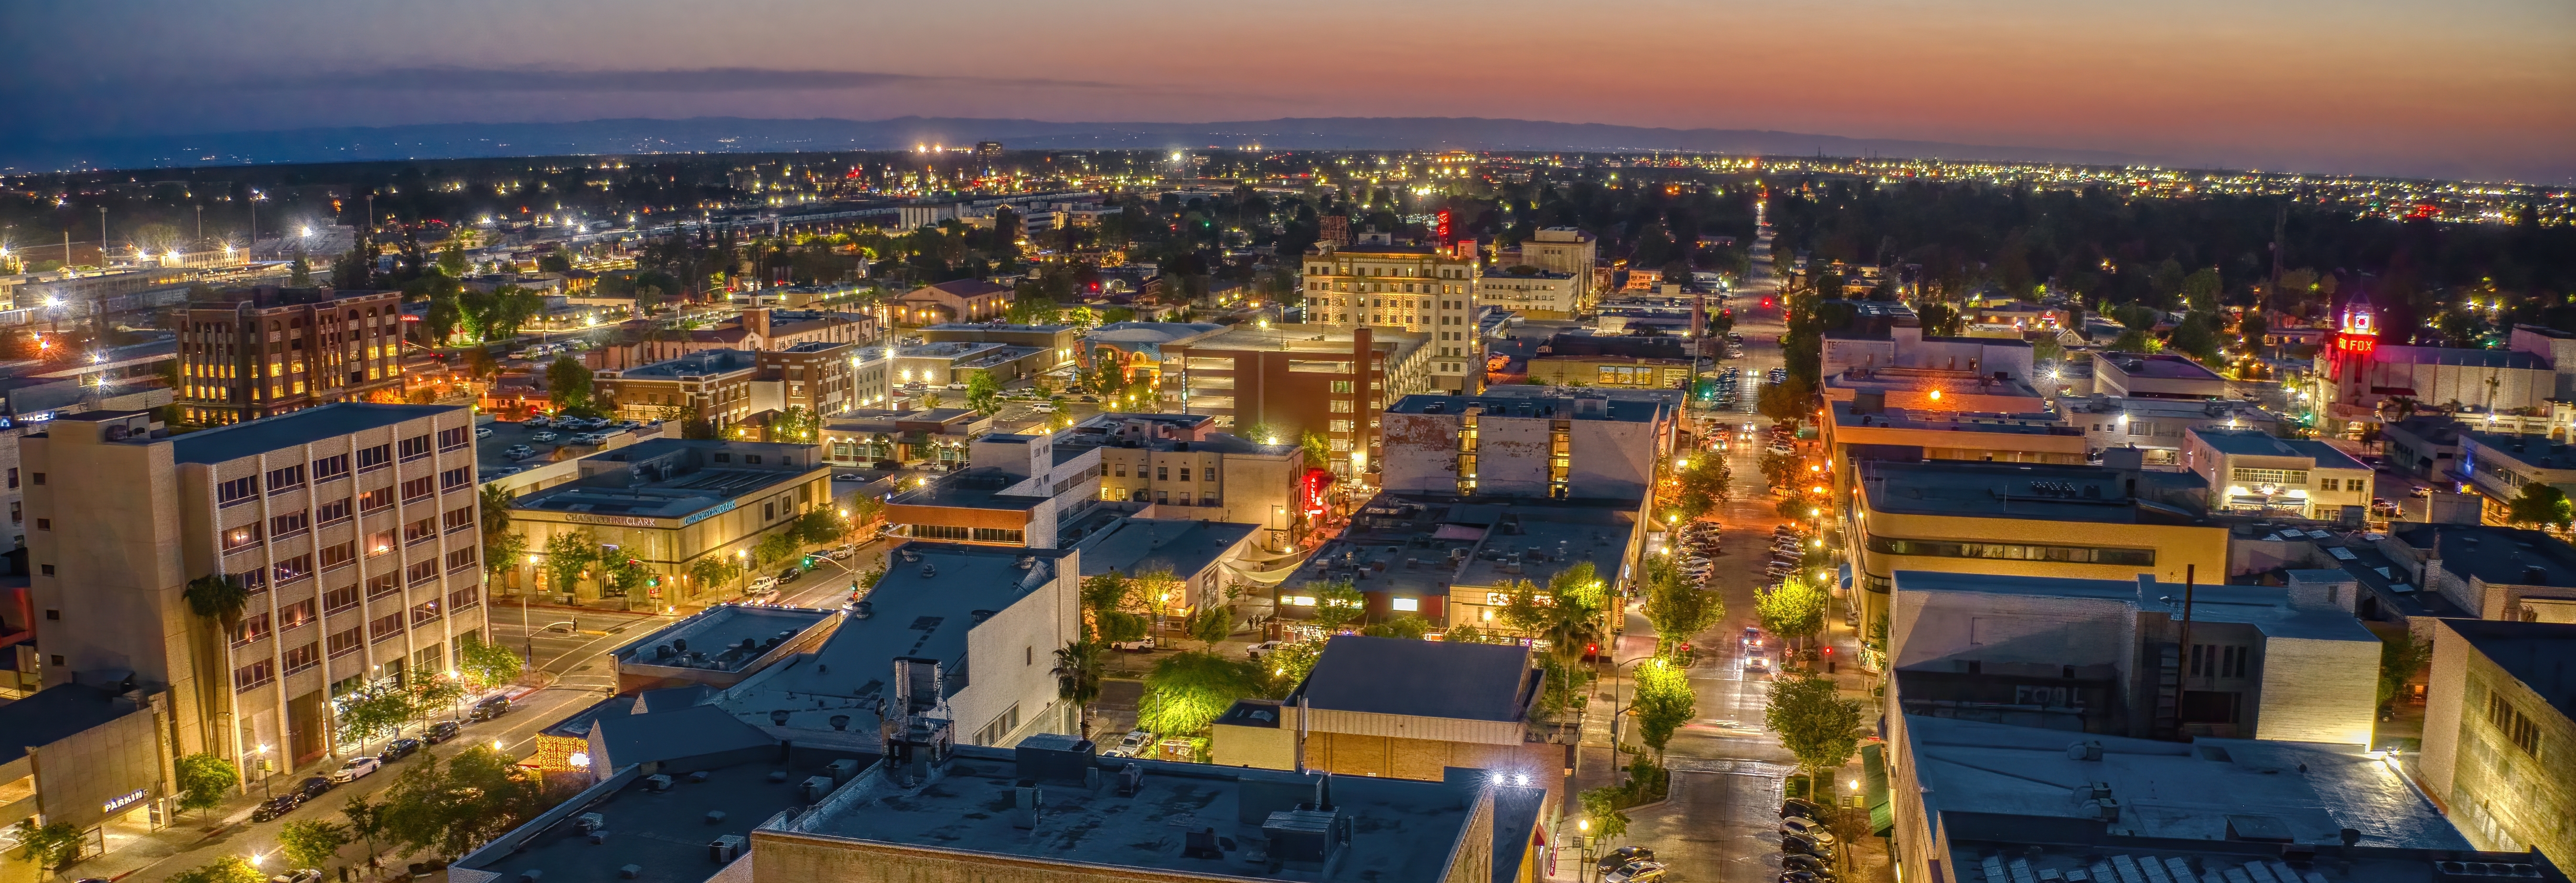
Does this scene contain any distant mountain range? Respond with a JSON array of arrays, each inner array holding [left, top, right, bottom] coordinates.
[[8, 116, 2151, 172]]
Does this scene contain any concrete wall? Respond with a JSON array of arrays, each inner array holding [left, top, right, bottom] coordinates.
[[32, 694, 165, 831], [2421, 621, 2576, 864], [955, 555, 1080, 748], [1887, 586, 2142, 686], [2250, 635, 2379, 745]]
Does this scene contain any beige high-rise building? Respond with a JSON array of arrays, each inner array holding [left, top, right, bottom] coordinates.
[[1517, 227, 1598, 313], [1300, 243, 1483, 393], [23, 403, 489, 778]]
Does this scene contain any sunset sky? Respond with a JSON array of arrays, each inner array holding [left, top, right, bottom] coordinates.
[[6, 0, 2571, 181]]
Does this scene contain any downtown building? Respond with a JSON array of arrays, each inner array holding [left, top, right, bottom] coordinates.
[[173, 286, 408, 426], [23, 404, 489, 780], [1299, 242, 1484, 393], [1084, 322, 1437, 481]]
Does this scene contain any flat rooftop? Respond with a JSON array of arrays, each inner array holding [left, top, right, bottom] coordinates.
[[1906, 715, 2464, 848], [2464, 431, 2576, 470], [1285, 494, 1638, 601], [1291, 635, 1535, 722], [612, 349, 760, 379], [1939, 832, 2557, 883], [2192, 429, 2371, 470], [451, 759, 819, 883], [779, 750, 1491, 883], [1860, 460, 2211, 525], [2389, 523, 2576, 589], [511, 440, 825, 520], [0, 685, 149, 766], [886, 468, 1044, 511], [2442, 620, 2576, 719], [1076, 517, 1259, 579], [715, 544, 1070, 745], [1831, 401, 2080, 437], [477, 419, 656, 475], [1195, 323, 1428, 354], [165, 403, 460, 464], [611, 605, 836, 673], [1890, 571, 2375, 642], [2099, 352, 2226, 381], [1386, 394, 1664, 423]]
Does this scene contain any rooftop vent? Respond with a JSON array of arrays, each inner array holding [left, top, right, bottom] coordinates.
[[801, 775, 835, 802], [575, 813, 605, 834], [644, 774, 674, 791], [2065, 740, 2103, 761], [709, 835, 746, 863]]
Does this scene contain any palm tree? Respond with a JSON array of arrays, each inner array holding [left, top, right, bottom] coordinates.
[[1052, 640, 1105, 739], [182, 573, 251, 765], [183, 573, 251, 633]]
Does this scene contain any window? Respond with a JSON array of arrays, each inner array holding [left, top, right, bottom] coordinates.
[[1391, 597, 1420, 612], [266, 464, 305, 493], [283, 642, 321, 675], [1114, 464, 1126, 477], [218, 476, 260, 507], [369, 613, 405, 642], [234, 659, 275, 690], [411, 600, 443, 626], [324, 584, 360, 614], [358, 487, 395, 512], [745, 455, 762, 465], [5, 469, 13, 488], [1330, 420, 1355, 432], [1867, 534, 2156, 567], [2190, 644, 2250, 678], [404, 517, 437, 545], [912, 524, 972, 541], [446, 547, 478, 572], [763, 502, 776, 521], [328, 627, 363, 658], [312, 453, 350, 482], [438, 427, 470, 451], [273, 553, 314, 583], [2486, 690, 2540, 757], [405, 560, 438, 585], [443, 506, 475, 533], [316, 498, 353, 525], [367, 530, 397, 556], [222, 523, 263, 552], [450, 585, 481, 611], [27, 473, 40, 486], [231, 612, 273, 646], [1179, 468, 1191, 482], [2229, 467, 2309, 488], [279, 598, 317, 630], [1157, 466, 1168, 481], [398, 435, 432, 462], [440, 467, 471, 491], [366, 573, 398, 599], [1330, 399, 1353, 413], [240, 569, 266, 592], [713, 453, 731, 463], [400, 477, 435, 502], [270, 512, 309, 539], [320, 540, 357, 571], [356, 444, 392, 472], [970, 527, 1024, 543]]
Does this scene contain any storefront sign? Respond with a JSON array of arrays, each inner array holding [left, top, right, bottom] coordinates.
[[679, 500, 738, 527], [564, 513, 658, 528], [103, 787, 148, 814]]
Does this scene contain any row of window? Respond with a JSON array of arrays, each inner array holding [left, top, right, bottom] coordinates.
[[910, 524, 1026, 543], [233, 587, 480, 691], [214, 436, 454, 507], [1865, 534, 2157, 567]]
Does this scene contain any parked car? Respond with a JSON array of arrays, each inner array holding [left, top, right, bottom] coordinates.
[[1781, 831, 1835, 859], [1605, 860, 1667, 883], [746, 575, 779, 594], [1780, 816, 1834, 840], [777, 566, 805, 584], [1597, 846, 1655, 873], [1100, 729, 1155, 758], [470, 695, 511, 721], [329, 756, 382, 783], [1246, 640, 1286, 661], [297, 776, 334, 799], [530, 431, 559, 443], [379, 737, 423, 763], [504, 444, 536, 460], [250, 792, 308, 822], [524, 416, 552, 427], [474, 427, 494, 439], [1782, 853, 1832, 873], [423, 721, 462, 744], [834, 473, 866, 481], [1780, 797, 1827, 819], [1109, 636, 1156, 652], [828, 544, 856, 560]]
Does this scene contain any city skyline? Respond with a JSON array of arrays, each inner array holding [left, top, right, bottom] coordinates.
[[3, 0, 2571, 183]]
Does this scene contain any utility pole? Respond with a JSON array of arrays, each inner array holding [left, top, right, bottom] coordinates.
[[98, 207, 107, 264]]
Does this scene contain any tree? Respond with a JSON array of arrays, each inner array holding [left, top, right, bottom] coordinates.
[[13, 819, 82, 877], [1631, 658, 1696, 757], [1671, 455, 1731, 521], [547, 355, 595, 414], [1184, 605, 1233, 648], [340, 796, 386, 866], [1080, 571, 1150, 645], [1137, 651, 1266, 737], [278, 818, 352, 871], [966, 370, 1003, 416], [1358, 614, 1433, 640], [2506, 483, 2574, 529], [290, 251, 312, 287], [376, 747, 555, 861], [1309, 579, 1366, 633], [789, 508, 842, 546], [1578, 785, 1632, 842], [769, 406, 818, 442], [920, 390, 944, 410], [539, 529, 597, 596], [1256, 640, 1324, 695], [1766, 670, 1864, 798], [2378, 632, 2432, 714], [483, 530, 527, 583], [457, 633, 523, 691], [334, 684, 414, 745], [688, 554, 743, 596], [1757, 577, 1830, 647], [167, 856, 265, 883], [1053, 640, 1106, 733], [173, 752, 239, 820], [1501, 563, 1611, 709], [753, 531, 799, 568], [1642, 558, 1724, 653], [1299, 431, 1331, 469], [1757, 374, 1816, 428], [183, 572, 251, 632]]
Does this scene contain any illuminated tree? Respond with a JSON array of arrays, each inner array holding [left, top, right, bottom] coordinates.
[[1137, 651, 1265, 737]]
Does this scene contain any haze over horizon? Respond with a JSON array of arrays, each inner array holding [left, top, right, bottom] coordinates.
[[3, 0, 2572, 182]]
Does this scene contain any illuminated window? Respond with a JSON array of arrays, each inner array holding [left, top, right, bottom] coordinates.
[[1391, 598, 1419, 612], [1285, 595, 1318, 606]]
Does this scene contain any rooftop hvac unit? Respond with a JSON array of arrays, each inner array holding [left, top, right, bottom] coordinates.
[[708, 835, 746, 863]]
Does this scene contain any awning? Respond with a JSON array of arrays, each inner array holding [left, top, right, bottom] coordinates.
[[1862, 743, 1892, 836]]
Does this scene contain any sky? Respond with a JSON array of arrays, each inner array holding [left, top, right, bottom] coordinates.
[[4, 0, 2572, 182]]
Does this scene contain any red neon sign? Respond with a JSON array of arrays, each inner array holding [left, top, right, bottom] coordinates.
[[1436, 210, 1451, 245]]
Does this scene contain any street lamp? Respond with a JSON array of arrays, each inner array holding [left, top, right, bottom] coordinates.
[[250, 744, 273, 799]]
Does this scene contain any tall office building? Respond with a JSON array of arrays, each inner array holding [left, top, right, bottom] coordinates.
[[1299, 243, 1482, 393], [23, 404, 489, 777], [175, 286, 408, 426]]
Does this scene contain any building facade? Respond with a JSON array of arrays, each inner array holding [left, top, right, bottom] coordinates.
[[1301, 243, 1483, 392], [24, 404, 488, 778], [175, 287, 407, 426], [1378, 393, 1673, 501], [508, 440, 833, 608], [2182, 428, 2372, 520], [2418, 618, 2574, 867]]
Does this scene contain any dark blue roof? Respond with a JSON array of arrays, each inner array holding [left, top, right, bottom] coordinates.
[[170, 403, 460, 464], [0, 685, 150, 765]]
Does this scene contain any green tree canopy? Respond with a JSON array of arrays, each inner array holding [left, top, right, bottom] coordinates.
[[546, 355, 595, 414], [278, 818, 353, 871], [458, 633, 523, 691], [2506, 483, 2573, 529], [1766, 670, 1864, 797], [1756, 577, 1830, 645], [1137, 651, 1266, 737], [1642, 556, 1724, 654], [173, 752, 239, 819], [1308, 578, 1366, 633], [539, 529, 597, 595], [1631, 657, 1697, 756], [168, 855, 265, 883]]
